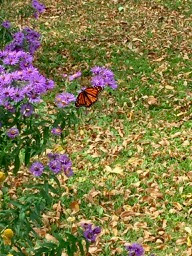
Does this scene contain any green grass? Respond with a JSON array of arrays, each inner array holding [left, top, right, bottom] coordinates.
[[1, 0, 192, 255]]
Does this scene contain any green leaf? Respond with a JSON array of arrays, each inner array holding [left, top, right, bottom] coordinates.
[[40, 186, 52, 206], [78, 239, 85, 255], [13, 154, 20, 174], [43, 126, 49, 145], [24, 146, 31, 166], [30, 210, 42, 226]]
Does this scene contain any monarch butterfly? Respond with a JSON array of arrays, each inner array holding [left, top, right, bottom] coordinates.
[[75, 86, 103, 108]]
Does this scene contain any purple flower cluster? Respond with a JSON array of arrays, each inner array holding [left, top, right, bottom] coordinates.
[[5, 27, 41, 55], [55, 92, 76, 108], [30, 154, 73, 177], [91, 66, 118, 89], [32, 0, 46, 19], [0, 52, 55, 110], [82, 223, 101, 243], [47, 153, 74, 177], [125, 243, 145, 256], [0, 50, 33, 67], [1, 21, 11, 29]]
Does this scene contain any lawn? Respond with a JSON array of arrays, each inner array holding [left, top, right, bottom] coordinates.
[[0, 0, 192, 255]]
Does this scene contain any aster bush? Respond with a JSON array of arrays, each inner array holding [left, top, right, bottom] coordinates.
[[0, 1, 119, 255], [0, 154, 89, 255], [0, 45, 82, 173]]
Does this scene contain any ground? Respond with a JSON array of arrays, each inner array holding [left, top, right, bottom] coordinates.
[[1, 0, 192, 255]]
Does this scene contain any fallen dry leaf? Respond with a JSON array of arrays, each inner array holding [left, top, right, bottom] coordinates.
[[147, 96, 158, 106], [45, 234, 58, 243], [185, 227, 192, 235], [70, 201, 80, 214], [105, 165, 124, 175], [176, 237, 186, 245]]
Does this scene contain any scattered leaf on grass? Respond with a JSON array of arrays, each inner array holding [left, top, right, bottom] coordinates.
[[70, 201, 80, 213], [105, 165, 124, 175], [45, 234, 58, 243]]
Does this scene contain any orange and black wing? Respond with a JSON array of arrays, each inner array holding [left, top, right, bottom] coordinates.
[[75, 92, 86, 107], [75, 86, 102, 108], [84, 86, 102, 97]]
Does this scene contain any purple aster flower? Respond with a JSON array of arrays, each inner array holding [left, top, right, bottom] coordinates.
[[23, 27, 32, 34], [3, 56, 18, 66], [11, 70, 24, 80], [91, 66, 118, 90], [13, 32, 25, 46], [0, 73, 12, 86], [107, 79, 118, 90], [91, 66, 104, 75], [7, 127, 19, 139], [82, 223, 101, 243], [83, 229, 97, 243], [23, 27, 41, 48], [0, 50, 7, 58], [48, 160, 62, 174], [102, 69, 114, 78], [91, 75, 106, 88], [51, 127, 62, 136], [11, 88, 24, 102], [92, 226, 102, 234], [29, 40, 41, 54], [28, 92, 41, 103], [125, 243, 144, 256], [4, 28, 41, 54], [19, 54, 33, 69], [1, 21, 11, 29], [55, 92, 76, 108], [32, 0, 46, 14], [24, 27, 41, 41], [64, 168, 74, 177], [47, 153, 60, 160], [30, 161, 44, 176], [21, 66, 39, 79], [45, 79, 55, 90], [58, 154, 72, 170], [20, 103, 34, 117], [22, 27, 41, 54], [1, 50, 33, 68], [32, 74, 46, 93], [3, 52, 20, 66], [68, 71, 82, 81], [1, 87, 15, 99], [4, 42, 16, 51]]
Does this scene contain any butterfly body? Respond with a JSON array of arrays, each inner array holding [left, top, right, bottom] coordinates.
[[75, 86, 102, 108]]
